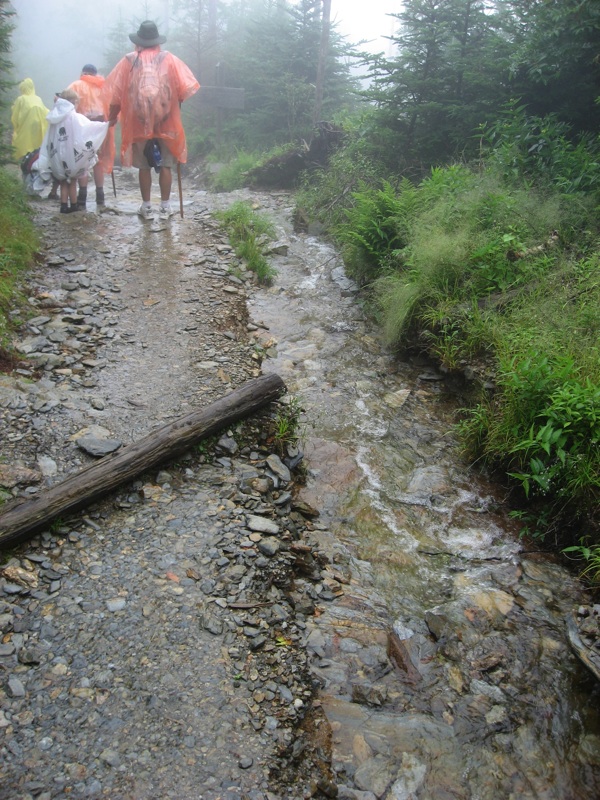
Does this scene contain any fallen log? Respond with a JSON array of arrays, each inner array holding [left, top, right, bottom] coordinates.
[[0, 373, 286, 549]]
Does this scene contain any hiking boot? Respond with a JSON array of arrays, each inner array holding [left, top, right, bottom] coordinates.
[[159, 203, 174, 220], [60, 202, 69, 214], [95, 187, 105, 206], [48, 189, 58, 200], [137, 203, 154, 220], [77, 188, 87, 209]]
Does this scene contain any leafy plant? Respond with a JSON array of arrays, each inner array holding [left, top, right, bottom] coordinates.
[[271, 395, 304, 456], [563, 539, 600, 586], [214, 201, 277, 285], [0, 169, 39, 357], [209, 150, 262, 192], [336, 180, 419, 285]]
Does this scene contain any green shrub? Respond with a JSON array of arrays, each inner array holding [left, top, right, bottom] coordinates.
[[479, 105, 600, 194], [0, 169, 39, 353], [209, 150, 262, 192], [214, 201, 277, 285]]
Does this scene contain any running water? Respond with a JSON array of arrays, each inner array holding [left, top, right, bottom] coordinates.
[[209, 188, 600, 799]]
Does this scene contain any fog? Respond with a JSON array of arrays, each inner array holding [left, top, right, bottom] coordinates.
[[8, 0, 399, 108]]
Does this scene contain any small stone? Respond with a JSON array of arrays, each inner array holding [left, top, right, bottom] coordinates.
[[7, 676, 26, 697], [257, 538, 280, 557], [106, 598, 126, 612], [247, 515, 279, 535], [266, 454, 291, 483]]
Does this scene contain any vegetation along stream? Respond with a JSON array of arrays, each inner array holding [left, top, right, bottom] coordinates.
[[3, 0, 600, 797], [222, 188, 600, 799]]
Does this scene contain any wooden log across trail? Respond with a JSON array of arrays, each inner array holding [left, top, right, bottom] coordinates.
[[0, 373, 286, 549]]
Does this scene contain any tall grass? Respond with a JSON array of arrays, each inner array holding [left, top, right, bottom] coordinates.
[[0, 168, 39, 353], [322, 122, 600, 540], [214, 200, 277, 285]]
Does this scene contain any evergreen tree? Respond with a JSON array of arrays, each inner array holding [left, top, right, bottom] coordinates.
[[172, 0, 355, 152], [0, 0, 15, 165], [103, 12, 136, 74], [365, 0, 510, 172], [500, 0, 600, 132]]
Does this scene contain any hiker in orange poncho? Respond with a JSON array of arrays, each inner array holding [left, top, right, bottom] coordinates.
[[68, 64, 116, 209], [105, 20, 199, 221], [11, 78, 49, 160]]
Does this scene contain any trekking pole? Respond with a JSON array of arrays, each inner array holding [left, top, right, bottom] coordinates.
[[111, 170, 117, 197], [177, 162, 183, 218]]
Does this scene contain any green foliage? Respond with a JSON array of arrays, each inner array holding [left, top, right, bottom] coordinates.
[[0, 169, 39, 353], [323, 130, 600, 538], [271, 395, 304, 456], [479, 104, 600, 193], [336, 180, 418, 285], [172, 0, 357, 155], [363, 0, 512, 172], [503, 0, 600, 133], [214, 200, 277, 285], [294, 113, 385, 229], [563, 539, 600, 586], [209, 150, 262, 192], [0, 1, 15, 166]]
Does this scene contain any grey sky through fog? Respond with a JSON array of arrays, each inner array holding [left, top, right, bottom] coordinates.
[[8, 1, 400, 107]]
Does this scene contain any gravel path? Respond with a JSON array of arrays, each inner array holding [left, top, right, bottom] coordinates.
[[0, 174, 336, 800]]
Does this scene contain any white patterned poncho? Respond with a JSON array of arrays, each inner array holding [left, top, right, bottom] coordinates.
[[33, 98, 108, 190]]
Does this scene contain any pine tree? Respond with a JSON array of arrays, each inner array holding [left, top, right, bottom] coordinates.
[[173, 0, 355, 151], [0, 0, 15, 165], [500, 0, 600, 132], [364, 0, 511, 171]]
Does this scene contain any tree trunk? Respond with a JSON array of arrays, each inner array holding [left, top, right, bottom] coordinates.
[[313, 0, 331, 125], [0, 373, 286, 549]]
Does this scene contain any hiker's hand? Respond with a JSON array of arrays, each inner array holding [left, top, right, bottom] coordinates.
[[108, 104, 120, 126]]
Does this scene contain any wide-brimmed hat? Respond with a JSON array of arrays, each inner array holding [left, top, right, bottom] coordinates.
[[129, 20, 166, 47]]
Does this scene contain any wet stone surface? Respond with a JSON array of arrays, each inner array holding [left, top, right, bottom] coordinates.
[[0, 175, 336, 799], [1, 172, 600, 800]]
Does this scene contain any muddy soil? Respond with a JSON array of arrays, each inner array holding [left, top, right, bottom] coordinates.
[[0, 171, 334, 800]]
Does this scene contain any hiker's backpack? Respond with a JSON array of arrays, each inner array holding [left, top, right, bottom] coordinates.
[[127, 51, 172, 130], [20, 148, 40, 176]]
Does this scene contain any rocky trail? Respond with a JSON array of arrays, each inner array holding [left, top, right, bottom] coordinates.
[[0, 172, 339, 799], [0, 170, 599, 800]]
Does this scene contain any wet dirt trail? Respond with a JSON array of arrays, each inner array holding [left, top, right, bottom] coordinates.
[[0, 171, 599, 800]]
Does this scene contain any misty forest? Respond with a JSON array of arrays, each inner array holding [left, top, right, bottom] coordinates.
[[0, 0, 600, 800], [2, 2, 600, 596]]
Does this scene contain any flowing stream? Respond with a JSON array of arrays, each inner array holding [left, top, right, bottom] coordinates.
[[215, 189, 600, 799]]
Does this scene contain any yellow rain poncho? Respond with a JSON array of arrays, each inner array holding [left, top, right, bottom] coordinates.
[[11, 78, 49, 159]]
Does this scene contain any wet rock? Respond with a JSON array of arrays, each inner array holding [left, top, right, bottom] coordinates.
[[353, 755, 395, 798], [247, 515, 280, 535], [0, 464, 41, 489], [266, 454, 291, 483], [351, 682, 388, 707], [7, 676, 26, 698], [258, 538, 280, 557], [76, 435, 122, 456]]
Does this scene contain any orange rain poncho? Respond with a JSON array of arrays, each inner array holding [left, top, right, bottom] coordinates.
[[11, 78, 49, 159], [105, 46, 199, 166], [67, 72, 115, 175]]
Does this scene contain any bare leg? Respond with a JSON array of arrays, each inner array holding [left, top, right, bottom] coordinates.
[[139, 168, 152, 203], [159, 167, 172, 202], [92, 162, 104, 190]]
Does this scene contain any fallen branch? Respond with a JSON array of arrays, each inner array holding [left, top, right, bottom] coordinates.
[[0, 373, 286, 549]]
